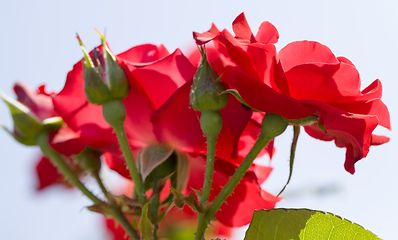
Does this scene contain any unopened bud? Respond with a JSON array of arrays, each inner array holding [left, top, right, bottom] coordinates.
[[102, 100, 126, 128], [190, 47, 228, 112], [96, 30, 130, 99], [77, 32, 130, 105], [1, 90, 43, 145], [261, 113, 288, 139], [76, 147, 102, 174]]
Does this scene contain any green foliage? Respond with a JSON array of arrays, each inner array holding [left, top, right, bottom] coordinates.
[[245, 209, 380, 240], [139, 203, 154, 240]]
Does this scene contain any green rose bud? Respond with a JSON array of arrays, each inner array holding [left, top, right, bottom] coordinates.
[[189, 47, 228, 112], [77, 32, 130, 105], [1, 90, 42, 145], [76, 147, 102, 174]]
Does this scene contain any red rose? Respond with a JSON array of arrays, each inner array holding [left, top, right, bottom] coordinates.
[[53, 42, 278, 227], [11, 83, 86, 189], [193, 13, 391, 174]]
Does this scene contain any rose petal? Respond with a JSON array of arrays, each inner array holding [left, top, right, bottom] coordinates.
[[151, 79, 206, 153], [279, 41, 340, 72], [230, 69, 319, 119], [193, 23, 220, 45], [255, 21, 279, 45], [117, 44, 169, 64], [14, 82, 56, 120], [35, 156, 67, 190], [304, 102, 379, 174], [232, 12, 256, 43]]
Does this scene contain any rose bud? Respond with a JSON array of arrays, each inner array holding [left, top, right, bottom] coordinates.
[[76, 147, 102, 174], [189, 46, 228, 112], [77, 32, 129, 105], [1, 88, 63, 145]]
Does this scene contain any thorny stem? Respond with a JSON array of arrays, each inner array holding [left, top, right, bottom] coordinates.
[[195, 111, 222, 240], [113, 125, 145, 204], [195, 113, 287, 239], [36, 131, 102, 204]]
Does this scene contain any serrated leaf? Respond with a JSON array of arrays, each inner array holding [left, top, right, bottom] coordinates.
[[138, 203, 153, 240], [245, 208, 380, 240]]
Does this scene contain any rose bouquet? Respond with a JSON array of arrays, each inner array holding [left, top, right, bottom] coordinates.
[[1, 13, 390, 239]]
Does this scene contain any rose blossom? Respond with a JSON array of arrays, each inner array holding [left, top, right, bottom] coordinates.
[[52, 42, 279, 227], [193, 12, 391, 174], [10, 83, 87, 190]]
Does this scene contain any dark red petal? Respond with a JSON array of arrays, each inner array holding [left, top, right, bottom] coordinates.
[[337, 56, 355, 67], [117, 44, 169, 64], [371, 134, 390, 145], [127, 49, 197, 109], [303, 103, 379, 174], [186, 155, 280, 227], [103, 147, 134, 180], [48, 125, 86, 156], [245, 45, 290, 95], [285, 62, 362, 102], [13, 82, 56, 120], [238, 119, 275, 161], [331, 98, 391, 130], [216, 96, 253, 163], [193, 23, 220, 45], [230, 69, 319, 119], [151, 80, 206, 153], [232, 12, 256, 43], [121, 74, 157, 146], [255, 21, 279, 44], [35, 156, 65, 191], [53, 58, 116, 146], [217, 34, 259, 79], [279, 41, 339, 72], [105, 218, 129, 240], [251, 164, 273, 185]]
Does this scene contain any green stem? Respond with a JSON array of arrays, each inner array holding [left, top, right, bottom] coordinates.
[[36, 131, 102, 204], [150, 194, 160, 240], [114, 125, 144, 204], [196, 134, 273, 240], [200, 134, 217, 205], [92, 171, 112, 203], [195, 111, 222, 240], [195, 135, 217, 240], [37, 130, 140, 240], [93, 169, 141, 240], [195, 113, 287, 239], [111, 205, 140, 240]]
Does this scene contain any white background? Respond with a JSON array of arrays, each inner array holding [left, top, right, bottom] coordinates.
[[0, 0, 396, 239]]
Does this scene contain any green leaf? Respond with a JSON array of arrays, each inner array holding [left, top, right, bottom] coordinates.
[[138, 143, 174, 181], [174, 150, 190, 192], [245, 208, 380, 240], [138, 203, 153, 240]]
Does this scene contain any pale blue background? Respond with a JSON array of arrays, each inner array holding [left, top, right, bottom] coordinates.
[[0, 0, 396, 239]]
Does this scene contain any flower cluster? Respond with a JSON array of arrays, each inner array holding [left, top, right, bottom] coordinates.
[[2, 12, 390, 240]]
